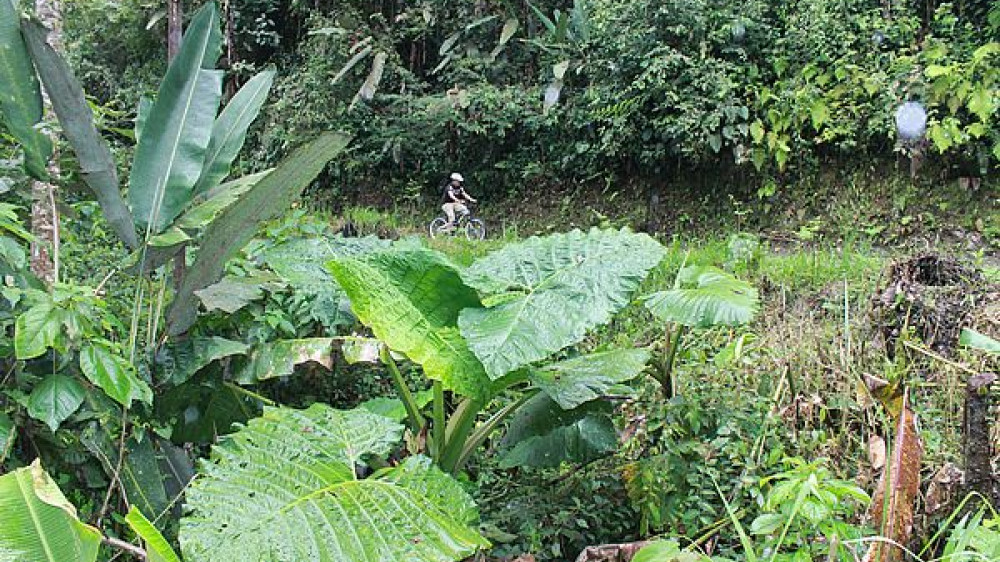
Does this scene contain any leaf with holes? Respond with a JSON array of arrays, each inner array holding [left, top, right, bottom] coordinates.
[[235, 338, 333, 383], [179, 404, 489, 561]]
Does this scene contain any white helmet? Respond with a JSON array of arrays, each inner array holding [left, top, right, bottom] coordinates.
[[450, 172, 464, 182]]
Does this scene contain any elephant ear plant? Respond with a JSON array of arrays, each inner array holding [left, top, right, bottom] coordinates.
[[328, 227, 665, 473], [643, 265, 760, 396]]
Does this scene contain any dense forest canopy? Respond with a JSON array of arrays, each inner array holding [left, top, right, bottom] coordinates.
[[58, 0, 1000, 204]]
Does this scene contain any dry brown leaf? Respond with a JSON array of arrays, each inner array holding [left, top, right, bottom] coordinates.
[[925, 462, 963, 514], [574, 541, 650, 562], [864, 391, 923, 562]]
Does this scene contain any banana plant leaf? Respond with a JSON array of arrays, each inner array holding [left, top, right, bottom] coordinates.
[[128, 3, 223, 234], [20, 19, 138, 248], [0, 460, 102, 562], [190, 70, 275, 197], [0, 0, 51, 179]]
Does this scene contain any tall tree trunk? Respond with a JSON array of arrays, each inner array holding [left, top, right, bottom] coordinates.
[[29, 0, 62, 286], [167, 0, 182, 61]]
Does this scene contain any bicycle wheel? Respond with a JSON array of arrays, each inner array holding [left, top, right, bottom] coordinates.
[[428, 217, 449, 239], [465, 218, 486, 241]]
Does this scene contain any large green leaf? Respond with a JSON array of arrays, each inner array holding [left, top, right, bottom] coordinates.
[[27, 375, 85, 432], [179, 404, 489, 562], [0, 0, 51, 179], [13, 301, 63, 359], [20, 19, 138, 248], [165, 131, 351, 336], [0, 460, 102, 562], [459, 228, 664, 379], [128, 3, 223, 234], [529, 348, 649, 409], [499, 394, 617, 468], [329, 249, 493, 400], [190, 70, 275, 197], [643, 265, 759, 328], [126, 508, 181, 562], [235, 338, 333, 383], [79, 344, 152, 407]]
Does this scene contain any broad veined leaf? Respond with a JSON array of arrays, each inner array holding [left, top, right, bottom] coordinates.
[[20, 19, 138, 248], [128, 3, 223, 234], [499, 394, 617, 468], [329, 249, 493, 400], [159, 337, 250, 385], [459, 228, 664, 379], [263, 235, 389, 328], [0, 460, 102, 562], [866, 391, 923, 562], [529, 348, 649, 409], [235, 338, 333, 383], [14, 301, 63, 359], [27, 375, 84, 432], [0, 411, 14, 463], [175, 169, 271, 230], [190, 70, 275, 197], [0, 0, 51, 179], [179, 404, 489, 562], [126, 508, 181, 562], [79, 344, 152, 407], [166, 131, 351, 336], [644, 266, 759, 328], [960, 328, 1000, 354], [194, 274, 283, 313]]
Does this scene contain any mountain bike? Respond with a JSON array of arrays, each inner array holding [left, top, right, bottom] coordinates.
[[428, 205, 485, 240]]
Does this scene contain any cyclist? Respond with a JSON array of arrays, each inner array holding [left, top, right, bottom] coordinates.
[[440, 172, 477, 230]]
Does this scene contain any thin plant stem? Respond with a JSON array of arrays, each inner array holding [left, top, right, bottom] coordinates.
[[432, 381, 445, 463], [452, 390, 537, 473], [380, 347, 425, 433]]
